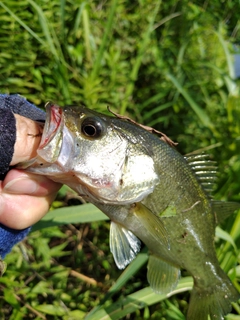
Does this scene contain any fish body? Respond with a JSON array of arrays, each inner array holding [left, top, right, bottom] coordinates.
[[19, 103, 239, 319]]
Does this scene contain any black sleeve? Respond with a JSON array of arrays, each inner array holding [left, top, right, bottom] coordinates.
[[0, 94, 46, 258], [0, 109, 16, 178], [0, 94, 46, 179]]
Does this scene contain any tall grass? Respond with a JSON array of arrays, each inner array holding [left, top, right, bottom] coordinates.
[[0, 0, 240, 319]]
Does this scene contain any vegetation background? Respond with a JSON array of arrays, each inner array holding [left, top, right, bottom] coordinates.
[[0, 0, 240, 319]]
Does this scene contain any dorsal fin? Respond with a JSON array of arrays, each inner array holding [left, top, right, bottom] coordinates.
[[185, 153, 217, 195]]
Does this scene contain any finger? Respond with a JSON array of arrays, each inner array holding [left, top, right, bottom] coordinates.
[[2, 169, 61, 196], [0, 169, 62, 229], [0, 192, 58, 229], [10, 114, 43, 166]]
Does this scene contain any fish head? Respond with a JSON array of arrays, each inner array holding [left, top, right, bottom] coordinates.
[[24, 103, 159, 205]]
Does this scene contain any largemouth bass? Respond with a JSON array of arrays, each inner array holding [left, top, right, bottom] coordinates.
[[19, 103, 240, 320]]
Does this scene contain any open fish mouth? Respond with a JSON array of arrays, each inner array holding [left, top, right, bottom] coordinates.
[[39, 102, 63, 150]]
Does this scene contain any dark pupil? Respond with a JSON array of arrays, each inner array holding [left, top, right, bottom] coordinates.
[[83, 124, 97, 137], [81, 117, 103, 138]]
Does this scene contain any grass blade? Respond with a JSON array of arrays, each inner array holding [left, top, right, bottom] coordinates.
[[216, 226, 237, 253], [90, 0, 118, 79], [73, 2, 86, 33], [0, 1, 45, 47], [142, 102, 173, 122], [31, 203, 108, 231], [82, 6, 92, 64], [86, 247, 149, 318], [86, 277, 193, 320], [27, 0, 59, 60], [60, 0, 66, 42], [120, 1, 162, 115], [166, 72, 215, 132], [214, 25, 236, 94]]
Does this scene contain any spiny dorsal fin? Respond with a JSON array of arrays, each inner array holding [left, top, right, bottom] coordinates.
[[109, 221, 141, 269], [185, 153, 217, 195], [211, 200, 240, 225], [147, 254, 180, 294]]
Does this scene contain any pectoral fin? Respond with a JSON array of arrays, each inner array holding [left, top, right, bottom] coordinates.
[[147, 254, 180, 294], [212, 200, 240, 225], [109, 221, 141, 270], [132, 202, 169, 249]]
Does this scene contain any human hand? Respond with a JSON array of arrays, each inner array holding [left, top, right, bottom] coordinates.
[[0, 114, 61, 229]]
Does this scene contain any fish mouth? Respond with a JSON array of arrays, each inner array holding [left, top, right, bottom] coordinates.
[[39, 103, 63, 150]]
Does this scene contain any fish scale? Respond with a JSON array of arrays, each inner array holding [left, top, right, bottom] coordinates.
[[18, 103, 240, 320]]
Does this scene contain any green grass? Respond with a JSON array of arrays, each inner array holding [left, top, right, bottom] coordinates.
[[0, 0, 240, 319]]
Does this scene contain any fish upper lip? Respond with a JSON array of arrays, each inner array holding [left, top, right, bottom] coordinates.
[[39, 103, 63, 150]]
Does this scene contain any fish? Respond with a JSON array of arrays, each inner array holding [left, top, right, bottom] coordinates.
[[19, 103, 240, 320]]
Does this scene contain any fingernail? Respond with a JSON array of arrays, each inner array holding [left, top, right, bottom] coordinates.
[[3, 177, 39, 194]]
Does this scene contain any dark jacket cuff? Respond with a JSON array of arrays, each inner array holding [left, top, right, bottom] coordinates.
[[0, 94, 46, 258], [0, 94, 46, 121], [0, 94, 46, 179], [0, 109, 16, 178]]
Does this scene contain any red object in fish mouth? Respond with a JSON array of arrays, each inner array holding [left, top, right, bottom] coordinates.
[[39, 103, 63, 149]]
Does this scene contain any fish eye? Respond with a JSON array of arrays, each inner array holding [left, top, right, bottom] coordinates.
[[81, 117, 104, 139]]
